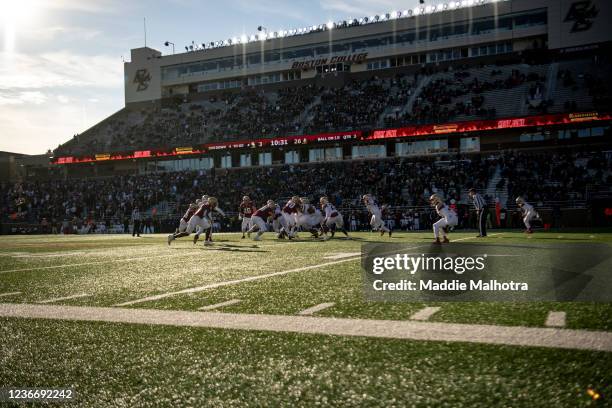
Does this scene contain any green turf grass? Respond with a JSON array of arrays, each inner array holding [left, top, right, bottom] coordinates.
[[1, 317, 611, 407]]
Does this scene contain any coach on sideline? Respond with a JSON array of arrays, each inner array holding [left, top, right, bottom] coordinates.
[[131, 206, 142, 237], [468, 188, 488, 237]]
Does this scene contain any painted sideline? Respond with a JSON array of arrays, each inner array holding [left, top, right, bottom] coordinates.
[[1, 303, 610, 352]]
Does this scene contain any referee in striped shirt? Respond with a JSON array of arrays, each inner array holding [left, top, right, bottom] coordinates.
[[468, 188, 488, 237]]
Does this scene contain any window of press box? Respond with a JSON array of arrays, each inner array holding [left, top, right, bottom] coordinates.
[[259, 152, 272, 166], [351, 145, 386, 159], [460, 137, 480, 152], [285, 151, 300, 164], [309, 147, 342, 162], [396, 140, 449, 156], [240, 154, 252, 167], [220, 155, 232, 168]]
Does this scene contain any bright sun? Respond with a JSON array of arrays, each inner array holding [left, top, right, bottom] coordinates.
[[1, 0, 41, 52]]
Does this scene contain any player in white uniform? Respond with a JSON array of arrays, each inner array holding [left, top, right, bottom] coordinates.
[[430, 194, 458, 244], [297, 197, 323, 238], [516, 197, 538, 234], [362, 194, 391, 236], [281, 196, 300, 238], [272, 204, 290, 239], [319, 196, 349, 239]]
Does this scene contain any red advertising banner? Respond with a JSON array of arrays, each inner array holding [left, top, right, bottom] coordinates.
[[368, 112, 610, 140], [51, 112, 609, 165]]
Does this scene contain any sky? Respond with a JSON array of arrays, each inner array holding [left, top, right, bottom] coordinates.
[[0, 0, 425, 155]]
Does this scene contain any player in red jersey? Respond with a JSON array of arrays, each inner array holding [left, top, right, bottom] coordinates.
[[167, 197, 224, 246], [170, 201, 198, 240], [239, 195, 256, 239], [247, 200, 275, 241]]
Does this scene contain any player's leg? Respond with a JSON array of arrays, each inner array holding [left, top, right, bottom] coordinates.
[[202, 219, 213, 245], [251, 216, 266, 241], [433, 218, 448, 244], [336, 215, 349, 237], [241, 218, 249, 238], [193, 223, 203, 244], [524, 211, 534, 233]]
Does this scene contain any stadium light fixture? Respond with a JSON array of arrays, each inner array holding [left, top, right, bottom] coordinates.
[[164, 41, 175, 54], [185, 0, 508, 54]]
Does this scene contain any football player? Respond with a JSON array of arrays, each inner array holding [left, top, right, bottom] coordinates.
[[272, 203, 290, 239], [168, 197, 222, 245], [362, 194, 391, 236], [297, 197, 323, 238], [516, 197, 539, 234], [194, 196, 225, 245], [281, 196, 300, 238], [173, 201, 198, 236], [320, 196, 349, 239], [239, 195, 256, 239], [248, 200, 276, 241], [430, 194, 458, 244]]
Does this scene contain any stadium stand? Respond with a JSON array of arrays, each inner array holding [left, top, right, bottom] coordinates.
[[52, 55, 611, 157]]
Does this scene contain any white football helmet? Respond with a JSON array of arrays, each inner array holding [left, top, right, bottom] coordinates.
[[429, 194, 443, 206]]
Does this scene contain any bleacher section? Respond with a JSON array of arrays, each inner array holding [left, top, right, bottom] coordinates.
[[53, 55, 610, 159]]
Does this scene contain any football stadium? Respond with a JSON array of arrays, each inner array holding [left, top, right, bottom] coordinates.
[[1, 0, 612, 406]]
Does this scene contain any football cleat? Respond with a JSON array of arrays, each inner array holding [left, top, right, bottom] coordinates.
[[442, 237, 450, 243], [167, 234, 174, 246]]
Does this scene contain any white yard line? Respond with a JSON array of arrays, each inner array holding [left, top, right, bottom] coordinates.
[[36, 293, 90, 304], [114, 233, 498, 307], [0, 253, 186, 275], [298, 303, 335, 316], [410, 307, 441, 321], [114, 257, 361, 306], [324, 252, 361, 260], [545, 311, 567, 328], [1, 303, 610, 352], [198, 299, 242, 311], [0, 291, 21, 298]]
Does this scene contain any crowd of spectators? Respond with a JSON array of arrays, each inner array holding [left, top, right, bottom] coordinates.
[[3, 149, 609, 234], [53, 57, 607, 158], [500, 151, 611, 205], [387, 68, 544, 126]]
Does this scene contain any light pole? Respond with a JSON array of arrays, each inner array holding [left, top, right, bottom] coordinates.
[[164, 41, 175, 54]]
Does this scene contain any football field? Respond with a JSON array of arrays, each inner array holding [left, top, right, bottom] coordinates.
[[1, 231, 611, 406]]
